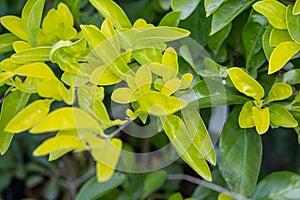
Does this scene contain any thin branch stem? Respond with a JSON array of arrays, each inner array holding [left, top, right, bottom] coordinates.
[[108, 120, 132, 139], [73, 167, 96, 188], [167, 174, 250, 200], [0, 90, 12, 104]]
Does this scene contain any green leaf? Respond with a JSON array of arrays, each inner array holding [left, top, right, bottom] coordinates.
[[137, 91, 188, 116], [30, 107, 102, 134], [204, 0, 226, 17], [286, 5, 300, 44], [252, 106, 269, 134], [218, 193, 234, 200], [24, 0, 46, 47], [14, 62, 56, 79], [239, 101, 255, 128], [89, 0, 132, 28], [169, 193, 183, 200], [267, 83, 292, 103], [0, 33, 19, 54], [141, 170, 167, 199], [228, 67, 264, 100], [207, 22, 231, 54], [269, 28, 292, 47], [33, 135, 85, 157], [178, 79, 250, 108], [0, 72, 14, 87], [262, 25, 274, 61], [252, 171, 300, 200], [281, 69, 300, 85], [111, 88, 136, 104], [182, 108, 216, 165], [76, 173, 126, 200], [253, 0, 287, 29], [242, 10, 268, 67], [163, 115, 212, 181], [11, 47, 51, 64], [0, 16, 28, 41], [211, 0, 256, 35], [159, 11, 181, 27], [5, 99, 52, 133], [218, 106, 262, 196], [294, 0, 300, 15], [135, 65, 152, 91], [171, 0, 200, 19], [269, 104, 298, 128], [269, 41, 300, 74], [0, 90, 30, 154]]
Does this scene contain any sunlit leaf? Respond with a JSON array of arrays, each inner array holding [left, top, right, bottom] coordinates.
[[111, 88, 136, 104], [159, 11, 181, 27], [294, 0, 300, 15], [269, 28, 292, 47], [267, 83, 292, 103], [161, 78, 181, 95], [135, 65, 152, 91], [89, 0, 132, 28], [228, 67, 264, 100], [252, 106, 269, 134], [11, 47, 51, 64], [90, 65, 122, 86], [30, 107, 102, 134], [13, 41, 31, 52], [269, 104, 298, 128], [218, 193, 234, 200], [269, 41, 300, 74], [0, 16, 28, 41], [14, 62, 56, 79], [0, 33, 19, 54], [5, 99, 52, 133], [253, 0, 287, 29], [239, 101, 255, 128]]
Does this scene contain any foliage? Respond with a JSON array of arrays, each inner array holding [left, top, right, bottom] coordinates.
[[0, 0, 299, 199]]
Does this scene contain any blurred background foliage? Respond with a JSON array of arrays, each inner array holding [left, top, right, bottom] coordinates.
[[0, 0, 299, 200]]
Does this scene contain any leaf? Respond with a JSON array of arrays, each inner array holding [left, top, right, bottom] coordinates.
[[159, 11, 181, 27], [162, 47, 179, 73], [163, 115, 212, 181], [14, 62, 56, 79], [11, 47, 51, 64], [75, 173, 126, 200], [141, 170, 167, 199], [207, 22, 232, 54], [239, 101, 255, 128], [281, 69, 300, 85], [0, 33, 19, 54], [267, 83, 292, 103], [211, 0, 256, 35], [30, 107, 102, 134], [218, 193, 234, 200], [135, 65, 152, 91], [33, 135, 85, 157], [253, 0, 287, 29], [0, 72, 14, 87], [269, 41, 300, 74], [137, 91, 188, 116], [287, 5, 300, 44], [269, 28, 292, 47], [0, 16, 28, 41], [24, 0, 46, 47], [294, 0, 300, 15], [161, 79, 181, 96], [13, 41, 31, 52], [111, 88, 136, 104], [204, 0, 226, 17], [178, 79, 250, 108], [169, 193, 183, 200], [218, 106, 262, 196], [269, 104, 298, 128], [5, 99, 52, 133], [242, 10, 268, 67], [0, 90, 30, 154], [171, 0, 200, 19], [182, 108, 216, 165], [228, 67, 264, 100], [251, 171, 300, 200], [262, 25, 274, 61], [89, 0, 132, 28], [252, 106, 269, 134]]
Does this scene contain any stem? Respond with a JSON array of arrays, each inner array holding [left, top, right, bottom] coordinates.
[[108, 120, 132, 139], [167, 174, 250, 200], [0, 90, 12, 104]]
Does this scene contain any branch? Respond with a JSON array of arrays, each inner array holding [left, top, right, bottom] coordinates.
[[0, 90, 12, 104], [167, 174, 250, 200], [108, 120, 132, 139]]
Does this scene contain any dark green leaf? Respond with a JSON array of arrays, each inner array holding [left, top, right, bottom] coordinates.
[[262, 25, 274, 61], [211, 0, 256, 35], [218, 106, 262, 196], [0, 89, 31, 154], [178, 79, 250, 108], [242, 10, 268, 67], [141, 170, 167, 199], [171, 0, 200, 19], [286, 5, 300, 44], [280, 69, 300, 85], [204, 0, 226, 16], [75, 173, 127, 200], [207, 22, 231, 54], [252, 171, 300, 200], [159, 11, 181, 27], [0, 33, 19, 54]]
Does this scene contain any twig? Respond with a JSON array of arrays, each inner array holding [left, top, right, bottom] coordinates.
[[167, 174, 250, 200], [0, 90, 12, 104], [108, 120, 132, 139], [73, 167, 96, 188]]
